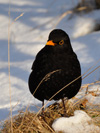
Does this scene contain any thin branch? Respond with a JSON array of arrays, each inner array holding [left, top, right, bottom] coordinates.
[[33, 69, 61, 96], [8, 0, 13, 132], [11, 13, 24, 25], [53, 6, 87, 28]]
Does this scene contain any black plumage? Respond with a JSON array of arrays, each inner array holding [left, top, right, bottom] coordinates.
[[28, 29, 82, 115]]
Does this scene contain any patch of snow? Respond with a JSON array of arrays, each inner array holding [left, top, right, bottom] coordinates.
[[72, 17, 95, 38], [86, 94, 100, 105], [52, 110, 100, 133]]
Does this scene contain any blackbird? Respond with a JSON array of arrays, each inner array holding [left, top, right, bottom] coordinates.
[[28, 29, 82, 116]]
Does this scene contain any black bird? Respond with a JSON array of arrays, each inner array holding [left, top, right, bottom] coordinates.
[[28, 29, 82, 116]]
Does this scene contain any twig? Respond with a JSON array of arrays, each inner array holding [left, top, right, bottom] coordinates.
[[11, 13, 24, 25], [8, 4, 24, 133], [8, 0, 13, 132], [53, 6, 87, 28], [33, 69, 61, 96]]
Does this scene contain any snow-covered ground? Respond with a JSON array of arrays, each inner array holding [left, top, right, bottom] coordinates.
[[52, 110, 100, 133], [0, 0, 100, 126]]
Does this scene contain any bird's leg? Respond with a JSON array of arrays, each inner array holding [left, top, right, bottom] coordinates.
[[62, 98, 68, 117], [39, 100, 45, 119], [41, 100, 47, 122], [39, 100, 46, 121]]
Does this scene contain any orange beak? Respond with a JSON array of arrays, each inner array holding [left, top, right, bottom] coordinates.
[[46, 40, 56, 46]]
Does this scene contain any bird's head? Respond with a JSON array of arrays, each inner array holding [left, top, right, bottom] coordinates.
[[46, 29, 73, 52]]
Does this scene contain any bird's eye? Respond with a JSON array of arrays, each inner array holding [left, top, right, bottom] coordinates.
[[59, 40, 64, 45]]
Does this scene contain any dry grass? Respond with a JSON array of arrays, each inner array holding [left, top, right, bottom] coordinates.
[[1, 81, 100, 133], [1, 102, 100, 133], [0, 102, 74, 133]]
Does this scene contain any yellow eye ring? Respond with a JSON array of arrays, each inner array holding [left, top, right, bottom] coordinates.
[[59, 40, 64, 45]]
